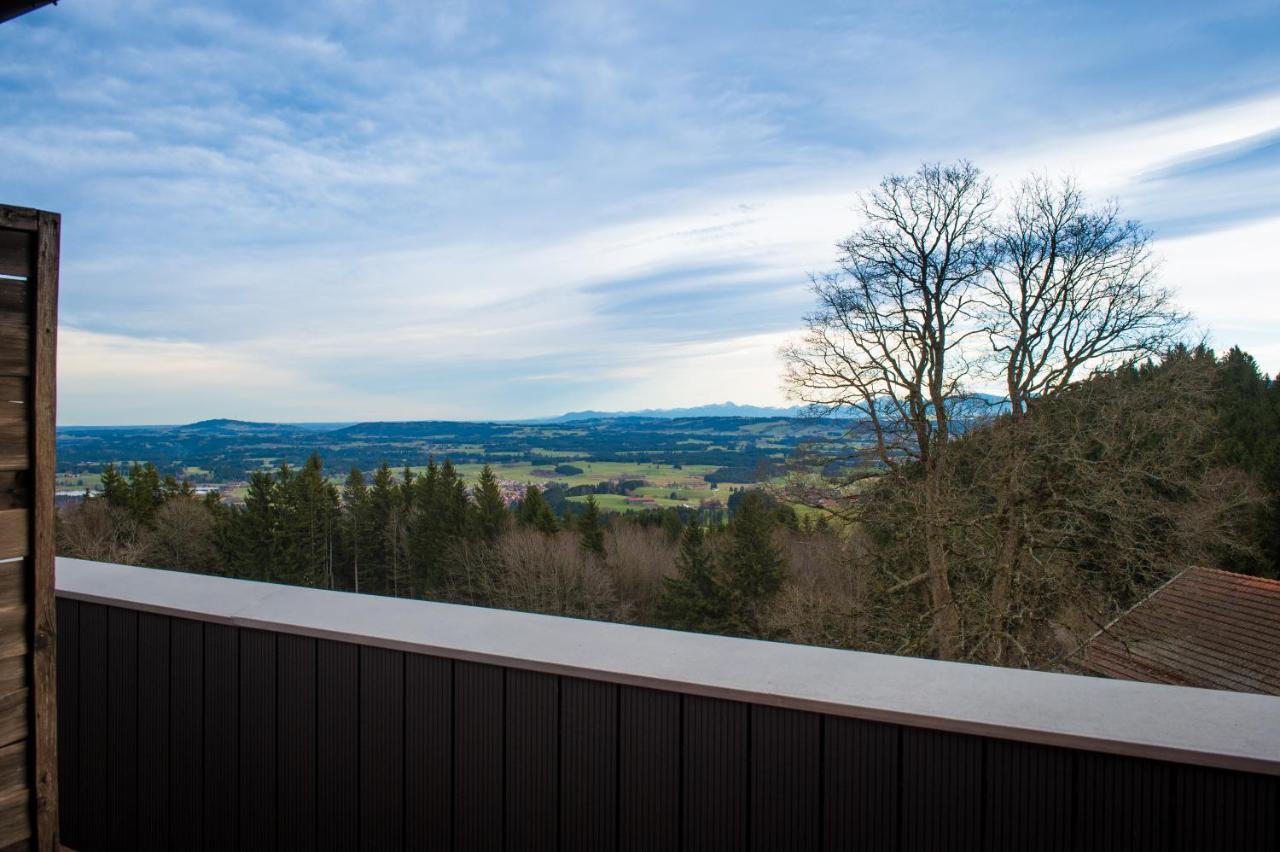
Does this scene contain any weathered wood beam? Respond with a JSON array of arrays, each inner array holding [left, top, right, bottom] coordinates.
[[32, 209, 59, 852]]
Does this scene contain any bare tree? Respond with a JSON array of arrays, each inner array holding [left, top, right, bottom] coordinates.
[[980, 177, 1187, 663], [606, 523, 678, 623], [494, 529, 619, 620], [783, 161, 994, 659], [57, 499, 150, 565], [146, 497, 220, 573], [983, 176, 1184, 415]]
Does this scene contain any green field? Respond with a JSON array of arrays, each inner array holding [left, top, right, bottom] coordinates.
[[446, 460, 721, 489], [565, 493, 687, 511], [56, 472, 103, 490], [631, 484, 726, 502]]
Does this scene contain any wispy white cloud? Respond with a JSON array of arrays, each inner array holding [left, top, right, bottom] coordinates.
[[3, 0, 1279, 423]]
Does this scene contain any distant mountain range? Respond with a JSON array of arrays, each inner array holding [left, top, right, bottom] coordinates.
[[61, 397, 1014, 432], [542, 402, 809, 422], [169, 418, 356, 434], [171, 407, 813, 433], [170, 418, 311, 434], [59, 405, 815, 432]]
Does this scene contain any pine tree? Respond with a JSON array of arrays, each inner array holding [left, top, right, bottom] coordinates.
[[516, 485, 558, 534], [475, 464, 508, 542], [720, 491, 786, 636], [99, 463, 127, 508], [1214, 346, 1280, 576], [126, 462, 163, 525], [277, 454, 338, 588], [440, 459, 472, 540], [400, 467, 416, 509], [271, 464, 294, 580], [661, 508, 685, 543], [221, 471, 278, 580], [578, 496, 605, 556], [341, 468, 371, 592], [405, 457, 474, 595], [657, 519, 727, 631], [370, 464, 403, 595]]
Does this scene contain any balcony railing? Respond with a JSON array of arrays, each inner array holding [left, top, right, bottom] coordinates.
[[54, 557, 1280, 851]]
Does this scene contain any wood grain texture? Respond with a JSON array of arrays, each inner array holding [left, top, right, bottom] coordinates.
[[0, 562, 25, 611], [0, 377, 28, 472], [0, 474, 26, 512], [0, 279, 29, 320], [0, 609, 26, 664], [0, 656, 24, 699], [0, 427, 28, 473], [0, 335, 27, 381], [0, 610, 23, 648], [0, 211, 37, 233], [0, 379, 23, 417], [0, 510, 27, 560], [0, 784, 31, 850], [31, 209, 59, 852], [0, 741, 27, 795], [0, 380, 21, 402], [0, 688, 28, 751], [0, 231, 30, 280]]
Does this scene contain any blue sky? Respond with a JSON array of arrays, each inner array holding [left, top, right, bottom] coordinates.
[[2, 0, 1279, 424]]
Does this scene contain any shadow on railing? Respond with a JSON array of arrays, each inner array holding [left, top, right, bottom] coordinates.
[[54, 558, 1280, 852]]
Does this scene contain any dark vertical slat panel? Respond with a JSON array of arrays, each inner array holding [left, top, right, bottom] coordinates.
[[618, 686, 679, 852], [277, 634, 316, 852], [823, 716, 898, 852], [106, 607, 138, 852], [360, 646, 404, 852], [560, 678, 616, 852], [239, 630, 276, 852], [136, 613, 171, 852], [1077, 751, 1172, 852], [316, 640, 358, 852], [55, 604, 1280, 852], [751, 705, 820, 852], [504, 668, 557, 852], [683, 695, 748, 852], [405, 654, 451, 852], [169, 618, 203, 852], [985, 739, 1074, 852], [454, 661, 503, 852], [900, 726, 983, 852], [55, 599, 78, 849], [1171, 763, 1279, 852], [203, 623, 239, 852]]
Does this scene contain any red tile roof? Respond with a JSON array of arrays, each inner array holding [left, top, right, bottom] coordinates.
[[1067, 567, 1280, 695]]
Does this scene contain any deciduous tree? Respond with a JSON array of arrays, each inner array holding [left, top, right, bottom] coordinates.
[[784, 161, 993, 657]]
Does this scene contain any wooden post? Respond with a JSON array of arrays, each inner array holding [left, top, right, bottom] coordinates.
[[31, 211, 58, 852]]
